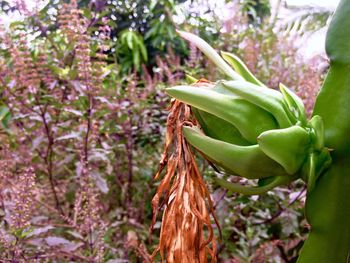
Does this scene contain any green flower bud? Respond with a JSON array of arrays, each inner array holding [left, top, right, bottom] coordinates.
[[166, 31, 332, 194]]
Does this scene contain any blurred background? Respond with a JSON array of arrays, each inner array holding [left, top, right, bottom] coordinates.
[[0, 0, 339, 262]]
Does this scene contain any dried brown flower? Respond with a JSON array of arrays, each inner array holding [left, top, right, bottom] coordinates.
[[151, 99, 220, 263]]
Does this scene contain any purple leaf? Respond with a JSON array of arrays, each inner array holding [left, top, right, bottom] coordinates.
[[45, 236, 71, 246], [28, 226, 54, 237]]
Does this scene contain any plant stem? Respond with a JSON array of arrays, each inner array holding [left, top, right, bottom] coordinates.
[[298, 160, 350, 262], [39, 105, 63, 215]]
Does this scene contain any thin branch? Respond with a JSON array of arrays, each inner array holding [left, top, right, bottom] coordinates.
[[38, 104, 63, 215], [253, 187, 306, 225], [213, 189, 228, 209]]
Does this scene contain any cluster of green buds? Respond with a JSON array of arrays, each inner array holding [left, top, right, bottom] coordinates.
[[166, 31, 332, 195]]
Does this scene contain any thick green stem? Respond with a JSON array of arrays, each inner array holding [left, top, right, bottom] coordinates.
[[298, 0, 350, 259], [298, 159, 350, 262], [298, 61, 350, 263]]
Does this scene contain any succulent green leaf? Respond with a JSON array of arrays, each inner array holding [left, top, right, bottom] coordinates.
[[177, 30, 243, 80], [223, 80, 292, 128], [185, 74, 198, 84], [308, 115, 324, 151], [215, 175, 295, 195], [306, 153, 316, 192], [221, 51, 265, 87], [279, 83, 307, 124], [192, 108, 251, 145], [167, 85, 278, 143], [258, 126, 310, 174], [183, 126, 287, 179]]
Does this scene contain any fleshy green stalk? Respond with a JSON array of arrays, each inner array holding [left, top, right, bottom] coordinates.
[[297, 0, 350, 261]]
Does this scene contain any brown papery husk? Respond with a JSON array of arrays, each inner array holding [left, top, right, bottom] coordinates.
[[151, 99, 221, 263]]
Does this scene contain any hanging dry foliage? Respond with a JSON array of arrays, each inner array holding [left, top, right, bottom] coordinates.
[[151, 97, 220, 263]]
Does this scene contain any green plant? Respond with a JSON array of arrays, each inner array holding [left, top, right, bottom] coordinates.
[[163, 0, 350, 261], [117, 30, 148, 72], [0, 106, 10, 131], [0, 1, 173, 260]]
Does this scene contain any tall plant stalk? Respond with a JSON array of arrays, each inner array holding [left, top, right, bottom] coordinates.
[[298, 0, 350, 261]]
